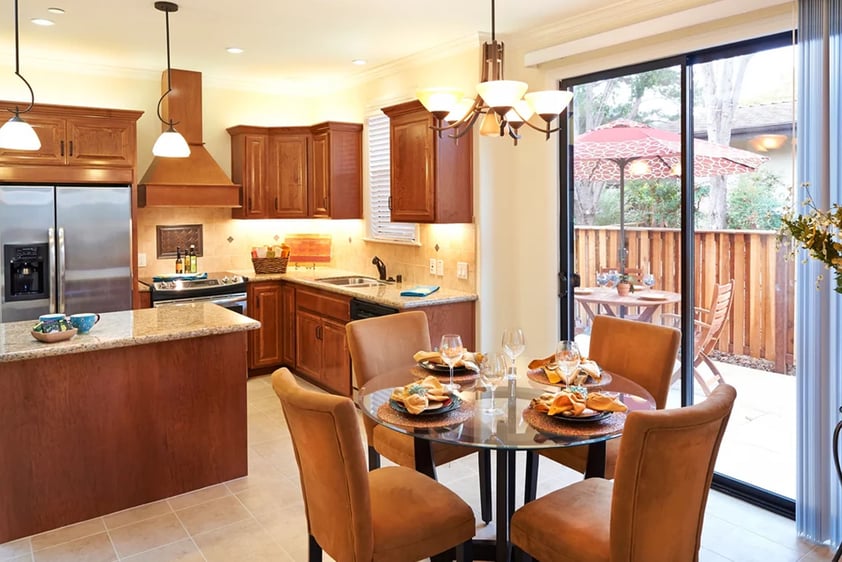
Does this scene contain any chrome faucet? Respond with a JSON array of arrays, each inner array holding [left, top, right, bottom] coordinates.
[[371, 256, 387, 281]]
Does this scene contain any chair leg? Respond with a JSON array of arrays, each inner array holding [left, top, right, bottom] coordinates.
[[512, 544, 533, 562], [455, 538, 473, 562], [367, 445, 381, 470], [478, 449, 492, 523], [308, 534, 322, 562], [523, 451, 539, 504]]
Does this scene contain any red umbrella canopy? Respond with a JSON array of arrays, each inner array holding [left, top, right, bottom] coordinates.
[[574, 119, 767, 181]]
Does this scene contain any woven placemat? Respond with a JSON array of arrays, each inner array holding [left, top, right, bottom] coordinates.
[[522, 406, 627, 438], [526, 369, 613, 389], [411, 365, 479, 384], [377, 399, 474, 428]]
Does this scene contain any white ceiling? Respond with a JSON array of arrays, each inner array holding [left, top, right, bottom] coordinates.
[[1, 0, 788, 93]]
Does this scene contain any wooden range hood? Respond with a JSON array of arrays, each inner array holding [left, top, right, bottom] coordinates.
[[138, 69, 241, 207]]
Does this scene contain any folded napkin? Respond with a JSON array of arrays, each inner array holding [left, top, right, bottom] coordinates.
[[400, 285, 440, 297], [527, 354, 602, 385], [530, 388, 628, 417], [390, 375, 451, 414], [413, 350, 483, 371]]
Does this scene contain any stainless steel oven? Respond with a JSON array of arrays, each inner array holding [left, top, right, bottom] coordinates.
[[149, 273, 248, 315]]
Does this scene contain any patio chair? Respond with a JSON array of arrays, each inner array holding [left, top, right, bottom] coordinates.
[[669, 280, 735, 396]]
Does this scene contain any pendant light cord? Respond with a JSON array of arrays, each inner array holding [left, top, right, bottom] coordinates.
[[491, 0, 495, 41], [155, 5, 178, 128], [9, 0, 35, 116]]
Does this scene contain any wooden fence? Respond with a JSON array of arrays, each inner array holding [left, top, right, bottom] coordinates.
[[574, 226, 794, 373]]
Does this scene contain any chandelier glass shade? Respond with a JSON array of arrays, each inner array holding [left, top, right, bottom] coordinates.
[[416, 0, 572, 144], [0, 0, 41, 151], [152, 1, 190, 158]]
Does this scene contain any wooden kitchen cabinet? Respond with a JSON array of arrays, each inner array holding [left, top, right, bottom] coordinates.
[[309, 122, 363, 219], [228, 122, 360, 220], [294, 286, 352, 396], [417, 300, 476, 352], [281, 283, 297, 365], [382, 99, 473, 224], [247, 282, 283, 370], [0, 104, 138, 169]]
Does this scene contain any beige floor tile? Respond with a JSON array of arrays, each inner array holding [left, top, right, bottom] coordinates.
[[192, 519, 293, 562], [6, 555, 33, 562], [234, 480, 304, 519], [0, 539, 31, 560], [701, 513, 801, 561], [251, 503, 308, 545], [102, 500, 173, 530], [800, 545, 835, 561], [107, 513, 188, 559], [30, 519, 106, 552], [31, 533, 115, 562], [699, 547, 733, 561], [120, 539, 204, 562], [166, 484, 230, 512], [175, 495, 252, 536]]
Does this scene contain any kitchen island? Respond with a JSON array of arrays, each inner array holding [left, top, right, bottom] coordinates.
[[0, 304, 260, 543]]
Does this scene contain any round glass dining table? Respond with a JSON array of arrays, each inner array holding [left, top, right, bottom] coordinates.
[[357, 368, 655, 562]]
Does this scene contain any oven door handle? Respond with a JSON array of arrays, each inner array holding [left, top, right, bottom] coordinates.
[[211, 294, 248, 306]]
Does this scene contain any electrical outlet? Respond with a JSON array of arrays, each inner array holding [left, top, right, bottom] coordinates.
[[436, 259, 444, 277], [456, 261, 468, 280], [138, 253, 147, 267], [429, 258, 437, 274]]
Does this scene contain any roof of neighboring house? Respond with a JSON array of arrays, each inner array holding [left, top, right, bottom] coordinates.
[[655, 100, 793, 136]]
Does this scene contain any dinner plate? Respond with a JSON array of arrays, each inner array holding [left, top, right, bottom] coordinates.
[[550, 410, 612, 423], [637, 294, 668, 301], [390, 394, 462, 416], [418, 359, 470, 372]]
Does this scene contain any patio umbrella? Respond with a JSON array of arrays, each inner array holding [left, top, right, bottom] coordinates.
[[574, 119, 767, 272]]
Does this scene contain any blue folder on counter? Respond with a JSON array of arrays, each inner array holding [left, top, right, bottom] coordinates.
[[400, 285, 440, 297], [152, 272, 208, 282]]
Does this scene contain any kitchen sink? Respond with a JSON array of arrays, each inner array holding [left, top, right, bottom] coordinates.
[[315, 275, 386, 288]]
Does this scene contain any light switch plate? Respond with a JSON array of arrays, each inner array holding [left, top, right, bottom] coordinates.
[[429, 258, 437, 274], [436, 259, 444, 277], [138, 253, 147, 267], [456, 261, 468, 279]]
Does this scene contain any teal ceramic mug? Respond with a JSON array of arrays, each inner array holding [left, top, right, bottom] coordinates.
[[69, 313, 101, 334]]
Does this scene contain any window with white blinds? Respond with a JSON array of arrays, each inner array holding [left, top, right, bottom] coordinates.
[[367, 112, 418, 243]]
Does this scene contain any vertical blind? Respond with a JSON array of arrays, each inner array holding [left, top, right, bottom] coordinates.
[[366, 112, 418, 243]]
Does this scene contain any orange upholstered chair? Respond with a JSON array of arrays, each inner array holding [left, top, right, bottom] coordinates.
[[511, 383, 736, 562], [272, 368, 475, 562], [524, 315, 680, 502], [346, 311, 492, 523]]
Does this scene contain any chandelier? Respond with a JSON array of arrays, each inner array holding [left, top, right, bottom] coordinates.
[[0, 0, 41, 151], [416, 0, 573, 145], [151, 1, 190, 158]]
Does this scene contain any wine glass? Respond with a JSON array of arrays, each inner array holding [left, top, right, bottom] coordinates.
[[439, 334, 464, 392], [479, 352, 507, 415], [596, 271, 608, 288], [607, 269, 620, 288], [643, 273, 656, 289], [501, 328, 526, 380], [555, 340, 581, 387]]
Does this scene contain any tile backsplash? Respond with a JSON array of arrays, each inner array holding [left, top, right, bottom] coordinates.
[[136, 208, 476, 292]]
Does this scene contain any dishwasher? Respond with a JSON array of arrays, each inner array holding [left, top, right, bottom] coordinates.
[[350, 298, 399, 320]]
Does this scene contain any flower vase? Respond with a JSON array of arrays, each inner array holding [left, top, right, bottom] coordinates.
[[616, 282, 631, 296]]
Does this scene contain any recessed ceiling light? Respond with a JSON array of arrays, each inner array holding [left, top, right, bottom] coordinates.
[[352, 59, 367, 66], [31, 18, 55, 26], [47, 7, 65, 14], [226, 47, 244, 54]]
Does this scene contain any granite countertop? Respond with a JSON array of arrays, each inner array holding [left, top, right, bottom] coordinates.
[[229, 267, 478, 309], [0, 303, 260, 363]]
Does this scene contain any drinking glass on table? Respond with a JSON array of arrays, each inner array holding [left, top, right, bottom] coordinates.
[[555, 340, 581, 387], [479, 352, 507, 415], [439, 334, 464, 392], [643, 273, 656, 289], [501, 328, 526, 380], [596, 271, 609, 288]]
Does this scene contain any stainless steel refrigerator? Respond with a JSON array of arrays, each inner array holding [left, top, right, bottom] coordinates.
[[0, 185, 132, 323]]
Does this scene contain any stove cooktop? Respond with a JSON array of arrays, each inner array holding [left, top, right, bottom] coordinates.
[[146, 272, 248, 301]]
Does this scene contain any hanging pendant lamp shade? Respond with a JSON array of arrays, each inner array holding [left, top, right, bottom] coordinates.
[[1, 0, 40, 151], [152, 1, 189, 158]]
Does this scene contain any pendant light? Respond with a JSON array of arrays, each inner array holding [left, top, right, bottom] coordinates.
[[0, 0, 41, 151], [151, 1, 190, 158], [416, 0, 573, 145]]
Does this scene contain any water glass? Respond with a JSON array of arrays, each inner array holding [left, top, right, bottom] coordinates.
[[439, 334, 464, 392], [501, 328, 526, 380], [479, 352, 507, 415], [555, 340, 581, 387], [596, 272, 609, 287], [643, 273, 656, 289]]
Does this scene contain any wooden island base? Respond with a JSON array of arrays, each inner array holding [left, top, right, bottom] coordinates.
[[0, 331, 249, 543]]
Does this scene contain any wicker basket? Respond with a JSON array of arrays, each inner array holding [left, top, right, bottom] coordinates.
[[251, 256, 289, 274]]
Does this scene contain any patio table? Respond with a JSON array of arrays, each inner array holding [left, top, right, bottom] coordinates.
[[357, 369, 655, 562], [575, 286, 681, 322]]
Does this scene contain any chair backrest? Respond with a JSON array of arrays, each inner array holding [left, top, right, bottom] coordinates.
[[588, 315, 681, 408], [271, 368, 374, 561], [698, 280, 734, 356], [345, 310, 431, 386], [609, 383, 736, 562], [599, 266, 642, 278]]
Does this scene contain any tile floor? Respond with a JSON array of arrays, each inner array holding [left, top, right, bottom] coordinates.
[[0, 373, 834, 562]]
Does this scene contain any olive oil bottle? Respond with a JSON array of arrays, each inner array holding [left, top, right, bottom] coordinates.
[[175, 247, 183, 274]]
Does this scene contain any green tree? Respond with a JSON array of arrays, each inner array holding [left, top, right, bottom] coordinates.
[[726, 169, 785, 230]]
